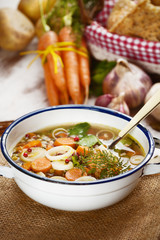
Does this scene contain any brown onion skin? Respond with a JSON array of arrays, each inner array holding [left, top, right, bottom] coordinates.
[[102, 62, 152, 109]]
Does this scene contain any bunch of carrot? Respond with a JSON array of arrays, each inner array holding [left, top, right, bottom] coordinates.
[[38, 27, 91, 106]]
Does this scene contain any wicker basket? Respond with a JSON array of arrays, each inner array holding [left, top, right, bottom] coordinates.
[[85, 0, 160, 74]]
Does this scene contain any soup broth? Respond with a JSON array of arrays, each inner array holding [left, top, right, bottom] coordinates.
[[11, 122, 145, 181]]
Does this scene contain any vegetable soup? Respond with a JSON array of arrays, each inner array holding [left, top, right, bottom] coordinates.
[[11, 122, 145, 181]]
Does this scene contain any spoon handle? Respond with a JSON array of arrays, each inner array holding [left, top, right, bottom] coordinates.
[[119, 88, 160, 138]]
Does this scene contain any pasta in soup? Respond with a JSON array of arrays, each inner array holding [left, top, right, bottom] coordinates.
[[11, 122, 145, 181]]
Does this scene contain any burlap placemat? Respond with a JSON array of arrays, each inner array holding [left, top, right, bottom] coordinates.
[[0, 152, 160, 240]]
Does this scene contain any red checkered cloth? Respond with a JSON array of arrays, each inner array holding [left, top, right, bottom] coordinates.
[[85, 0, 160, 65]]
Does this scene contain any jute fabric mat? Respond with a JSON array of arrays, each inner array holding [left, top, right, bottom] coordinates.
[[0, 152, 160, 240]]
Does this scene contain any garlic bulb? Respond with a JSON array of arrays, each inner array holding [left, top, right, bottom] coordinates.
[[145, 83, 160, 121], [103, 59, 152, 109], [95, 92, 130, 115]]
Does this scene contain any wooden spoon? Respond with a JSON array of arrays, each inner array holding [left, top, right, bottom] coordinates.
[[109, 88, 160, 149]]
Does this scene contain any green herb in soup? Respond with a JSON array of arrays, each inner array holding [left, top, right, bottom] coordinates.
[[11, 122, 145, 181]]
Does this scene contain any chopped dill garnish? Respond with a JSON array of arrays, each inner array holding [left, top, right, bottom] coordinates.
[[77, 148, 131, 179]]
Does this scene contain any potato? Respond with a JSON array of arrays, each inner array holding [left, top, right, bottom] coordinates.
[[35, 17, 46, 38], [18, 0, 56, 22], [0, 8, 35, 51]]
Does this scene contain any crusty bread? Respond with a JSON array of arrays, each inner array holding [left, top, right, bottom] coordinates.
[[107, 0, 160, 42]]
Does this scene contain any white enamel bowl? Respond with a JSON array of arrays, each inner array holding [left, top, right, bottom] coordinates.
[[0, 105, 159, 211]]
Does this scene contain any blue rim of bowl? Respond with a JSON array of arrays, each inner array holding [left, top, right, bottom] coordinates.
[[1, 105, 155, 185]]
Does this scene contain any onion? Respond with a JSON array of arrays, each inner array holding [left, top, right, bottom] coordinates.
[[145, 83, 160, 121], [102, 59, 152, 108], [21, 147, 46, 162], [51, 160, 73, 171], [130, 155, 144, 165], [52, 128, 68, 139], [95, 92, 130, 115], [45, 146, 75, 161], [75, 176, 96, 181], [50, 176, 66, 180]]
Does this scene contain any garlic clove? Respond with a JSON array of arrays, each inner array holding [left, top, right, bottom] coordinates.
[[95, 94, 114, 107], [108, 93, 130, 115], [95, 92, 130, 115]]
